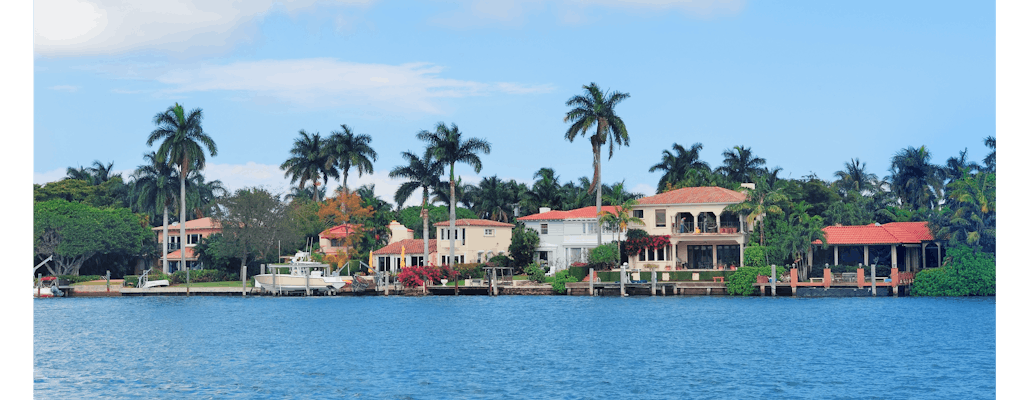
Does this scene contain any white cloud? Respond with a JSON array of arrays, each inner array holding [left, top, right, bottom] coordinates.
[[153, 58, 554, 113], [432, 0, 745, 27], [49, 85, 80, 92], [34, 0, 374, 56]]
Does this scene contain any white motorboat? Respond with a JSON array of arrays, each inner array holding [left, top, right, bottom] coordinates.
[[254, 251, 348, 294]]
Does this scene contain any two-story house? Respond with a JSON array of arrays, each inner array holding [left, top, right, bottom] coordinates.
[[318, 223, 361, 256], [434, 219, 514, 265], [151, 217, 221, 273], [372, 221, 435, 270], [629, 186, 750, 270], [518, 206, 619, 272]]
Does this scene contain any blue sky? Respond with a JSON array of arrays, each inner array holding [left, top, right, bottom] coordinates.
[[32, 0, 995, 206]]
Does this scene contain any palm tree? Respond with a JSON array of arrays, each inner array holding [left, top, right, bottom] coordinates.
[[390, 149, 444, 265], [564, 82, 631, 248], [983, 136, 995, 172], [66, 165, 92, 182], [833, 158, 878, 196], [598, 198, 645, 261], [717, 145, 766, 183], [943, 148, 980, 183], [131, 152, 180, 273], [780, 203, 826, 280], [601, 181, 642, 205], [524, 168, 563, 212], [417, 122, 491, 266], [186, 173, 227, 219], [472, 176, 515, 222], [280, 130, 336, 203], [329, 124, 377, 191], [888, 145, 942, 210], [147, 103, 217, 290], [937, 169, 996, 252], [284, 185, 326, 204], [430, 178, 469, 210], [66, 160, 119, 185], [649, 143, 711, 191], [725, 175, 788, 247]]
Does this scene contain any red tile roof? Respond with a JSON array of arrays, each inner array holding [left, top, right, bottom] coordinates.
[[813, 222, 934, 245], [636, 187, 746, 205], [432, 219, 514, 227], [373, 239, 437, 255], [163, 247, 197, 260], [151, 217, 220, 231], [319, 224, 362, 239], [518, 206, 622, 221]]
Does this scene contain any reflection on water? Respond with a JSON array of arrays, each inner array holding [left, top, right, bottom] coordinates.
[[35, 296, 994, 399]]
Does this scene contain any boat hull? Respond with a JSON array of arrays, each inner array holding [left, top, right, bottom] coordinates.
[[253, 274, 340, 293]]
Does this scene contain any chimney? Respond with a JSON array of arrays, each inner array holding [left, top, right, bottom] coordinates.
[[539, 207, 551, 214]]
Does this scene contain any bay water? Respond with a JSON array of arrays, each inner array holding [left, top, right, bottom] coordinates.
[[34, 296, 994, 399]]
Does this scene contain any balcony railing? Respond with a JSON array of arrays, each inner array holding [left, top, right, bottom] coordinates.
[[670, 222, 742, 235]]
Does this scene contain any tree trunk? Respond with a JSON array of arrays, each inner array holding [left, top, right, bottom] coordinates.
[[449, 164, 456, 267], [163, 205, 169, 274], [180, 161, 189, 294], [593, 140, 602, 247], [343, 169, 349, 192], [421, 189, 430, 265]]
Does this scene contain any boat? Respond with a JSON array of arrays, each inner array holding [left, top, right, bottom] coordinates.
[[33, 276, 65, 298], [139, 268, 170, 288], [253, 251, 348, 294]]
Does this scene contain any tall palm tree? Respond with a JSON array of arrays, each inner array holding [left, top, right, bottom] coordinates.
[[147, 102, 217, 290], [833, 158, 878, 196], [280, 130, 336, 203], [888, 145, 942, 210], [649, 143, 710, 191], [329, 124, 377, 191], [186, 173, 227, 219], [390, 149, 444, 265], [943, 148, 979, 183], [601, 181, 642, 205], [937, 169, 996, 252], [564, 82, 631, 247], [725, 175, 788, 247], [717, 145, 766, 183], [473, 176, 515, 222], [88, 160, 118, 184], [417, 122, 491, 266], [131, 152, 180, 273], [430, 178, 469, 210]]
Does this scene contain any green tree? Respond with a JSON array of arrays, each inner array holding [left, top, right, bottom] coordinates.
[[649, 142, 711, 192], [328, 124, 377, 191], [523, 168, 563, 212], [418, 122, 492, 269], [508, 225, 540, 273], [982, 136, 995, 172], [598, 198, 645, 260], [473, 176, 516, 222], [932, 169, 995, 253], [147, 102, 218, 289], [833, 158, 878, 196], [213, 188, 297, 276], [34, 200, 151, 275], [131, 151, 180, 273], [280, 130, 336, 203], [888, 145, 942, 210], [563, 82, 631, 248], [716, 145, 766, 183], [391, 149, 445, 264], [726, 175, 788, 247]]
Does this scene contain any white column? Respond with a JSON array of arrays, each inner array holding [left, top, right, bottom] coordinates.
[[712, 244, 718, 268], [922, 243, 926, 269], [891, 244, 897, 270], [863, 245, 869, 266], [834, 246, 839, 266], [739, 241, 745, 268]]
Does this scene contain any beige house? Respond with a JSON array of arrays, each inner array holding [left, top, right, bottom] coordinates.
[[628, 186, 750, 270], [433, 219, 514, 265], [151, 217, 221, 274]]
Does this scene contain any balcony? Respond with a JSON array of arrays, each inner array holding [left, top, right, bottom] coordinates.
[[670, 221, 742, 235]]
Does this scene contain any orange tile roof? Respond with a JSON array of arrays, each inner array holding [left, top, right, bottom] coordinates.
[[319, 224, 363, 239], [163, 247, 197, 260], [636, 187, 746, 205], [813, 222, 934, 245], [519, 206, 622, 221], [432, 219, 514, 227], [373, 239, 437, 255], [151, 217, 220, 231]]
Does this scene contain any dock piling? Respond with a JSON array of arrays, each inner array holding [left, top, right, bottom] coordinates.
[[871, 264, 876, 296], [241, 265, 247, 297], [589, 268, 594, 296], [771, 265, 776, 296]]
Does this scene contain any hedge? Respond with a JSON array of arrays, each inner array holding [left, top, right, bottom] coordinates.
[[593, 270, 737, 283]]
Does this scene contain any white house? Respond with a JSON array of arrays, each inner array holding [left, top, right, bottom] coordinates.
[[518, 206, 620, 272]]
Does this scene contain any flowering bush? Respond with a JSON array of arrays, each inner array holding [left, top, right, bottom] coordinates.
[[623, 235, 671, 255], [397, 264, 458, 287]]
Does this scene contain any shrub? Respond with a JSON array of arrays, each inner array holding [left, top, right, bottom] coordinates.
[[912, 246, 995, 296], [487, 254, 511, 269], [453, 263, 485, 279], [59, 275, 104, 284], [743, 246, 768, 269], [397, 265, 456, 287], [727, 266, 771, 296], [551, 269, 578, 294], [525, 263, 548, 284], [588, 244, 620, 270], [566, 266, 589, 282]]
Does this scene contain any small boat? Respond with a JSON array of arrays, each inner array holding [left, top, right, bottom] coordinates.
[[139, 269, 170, 288], [253, 251, 348, 294], [33, 276, 64, 298]]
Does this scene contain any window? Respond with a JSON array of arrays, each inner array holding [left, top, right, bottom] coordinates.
[[168, 236, 180, 244], [655, 209, 666, 227], [585, 222, 597, 234], [484, 229, 494, 236], [187, 234, 201, 245], [441, 255, 465, 265], [633, 210, 644, 219], [330, 239, 340, 247], [411, 256, 424, 266], [541, 224, 548, 234], [462, 229, 466, 246]]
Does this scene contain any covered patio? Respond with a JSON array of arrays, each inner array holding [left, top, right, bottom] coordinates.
[[811, 222, 942, 275]]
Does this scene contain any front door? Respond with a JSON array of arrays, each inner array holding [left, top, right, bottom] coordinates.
[[688, 245, 714, 269]]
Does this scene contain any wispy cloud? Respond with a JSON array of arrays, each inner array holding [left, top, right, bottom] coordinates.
[[431, 0, 745, 28], [34, 0, 375, 56], [49, 85, 80, 92], [153, 58, 555, 113]]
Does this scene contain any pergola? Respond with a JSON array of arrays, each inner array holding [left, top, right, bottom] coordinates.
[[811, 222, 941, 274]]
